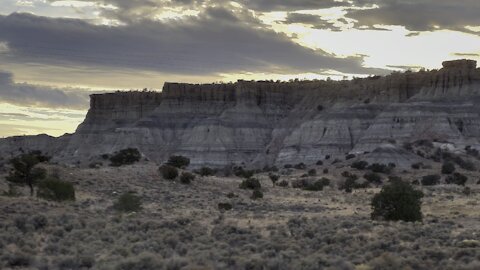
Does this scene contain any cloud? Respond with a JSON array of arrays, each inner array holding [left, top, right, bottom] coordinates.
[[282, 13, 342, 31], [0, 11, 384, 76], [239, 0, 349, 11], [347, 0, 480, 34], [0, 70, 90, 109]]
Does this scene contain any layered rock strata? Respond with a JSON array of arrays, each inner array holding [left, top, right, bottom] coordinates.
[[1, 60, 480, 168]]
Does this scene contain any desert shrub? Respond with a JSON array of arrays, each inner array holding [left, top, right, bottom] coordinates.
[[234, 167, 255, 179], [411, 162, 423, 170], [421, 174, 441, 186], [269, 174, 279, 187], [345, 154, 356, 160], [166, 155, 190, 168], [351, 160, 368, 170], [109, 148, 141, 167], [303, 178, 330, 191], [388, 175, 402, 182], [325, 155, 331, 160], [251, 189, 264, 200], [331, 158, 342, 164], [218, 202, 233, 211], [3, 252, 33, 268], [340, 178, 369, 193], [159, 165, 178, 180], [445, 172, 468, 186], [239, 178, 261, 190], [196, 167, 216, 176], [307, 169, 317, 176], [291, 179, 307, 189], [37, 178, 75, 202], [367, 163, 391, 174], [323, 168, 329, 174], [113, 192, 142, 213], [6, 153, 47, 196], [180, 172, 195, 184], [88, 161, 103, 169], [32, 215, 48, 230], [115, 253, 163, 270], [317, 105, 324, 111], [277, 180, 289, 187], [284, 164, 292, 169], [364, 172, 382, 184], [294, 163, 306, 170], [371, 180, 423, 222], [341, 171, 358, 180], [441, 162, 455, 174], [316, 160, 323, 166]]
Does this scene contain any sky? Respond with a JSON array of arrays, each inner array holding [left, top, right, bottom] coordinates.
[[0, 0, 479, 137]]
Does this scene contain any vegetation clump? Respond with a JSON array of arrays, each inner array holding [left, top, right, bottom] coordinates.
[[441, 162, 455, 174], [351, 160, 368, 170], [113, 192, 142, 213], [251, 189, 264, 200], [37, 178, 75, 202], [6, 152, 48, 195], [218, 202, 232, 211], [233, 166, 254, 179], [166, 155, 190, 168], [110, 148, 141, 167], [268, 174, 279, 187], [367, 163, 392, 174], [293, 163, 306, 170], [159, 165, 179, 180], [239, 178, 261, 190], [364, 172, 382, 185], [371, 180, 423, 222], [445, 172, 468, 186], [195, 167, 216, 176], [421, 174, 441, 186], [180, 172, 195, 184], [302, 178, 330, 191]]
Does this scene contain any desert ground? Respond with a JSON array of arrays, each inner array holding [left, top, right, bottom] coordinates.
[[0, 160, 479, 270]]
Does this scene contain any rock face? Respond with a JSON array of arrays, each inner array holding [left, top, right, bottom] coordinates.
[[2, 59, 480, 168]]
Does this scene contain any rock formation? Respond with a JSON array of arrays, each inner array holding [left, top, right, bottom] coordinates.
[[1, 59, 480, 168]]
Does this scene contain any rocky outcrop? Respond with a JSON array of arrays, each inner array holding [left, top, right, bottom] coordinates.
[[2, 59, 480, 168]]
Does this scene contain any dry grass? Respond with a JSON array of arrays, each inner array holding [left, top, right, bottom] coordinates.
[[0, 162, 479, 269]]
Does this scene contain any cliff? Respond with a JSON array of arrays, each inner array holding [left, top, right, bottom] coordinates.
[[2, 59, 480, 168]]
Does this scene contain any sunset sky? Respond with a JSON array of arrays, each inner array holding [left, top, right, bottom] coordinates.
[[1, 0, 480, 137]]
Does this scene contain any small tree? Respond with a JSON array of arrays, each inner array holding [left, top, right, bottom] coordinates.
[[269, 174, 279, 187], [37, 178, 75, 202], [180, 172, 195, 184], [371, 180, 423, 222], [251, 189, 264, 200], [6, 153, 47, 196], [421, 174, 440, 186], [109, 148, 141, 167], [239, 178, 261, 190], [113, 192, 142, 213], [159, 165, 178, 180], [441, 162, 455, 175], [167, 155, 190, 168], [445, 172, 468, 186], [351, 161, 368, 170]]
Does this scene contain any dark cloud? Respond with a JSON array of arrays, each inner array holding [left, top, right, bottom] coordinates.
[[347, 0, 480, 34], [0, 11, 384, 76], [239, 0, 349, 11], [282, 13, 342, 31], [0, 71, 90, 109]]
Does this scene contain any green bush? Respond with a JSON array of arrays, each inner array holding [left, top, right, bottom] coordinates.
[[37, 178, 75, 202], [159, 165, 178, 180], [364, 172, 382, 184], [110, 148, 141, 167], [371, 180, 423, 222], [421, 174, 440, 186], [441, 162, 455, 174], [239, 178, 261, 190], [277, 180, 289, 187], [180, 172, 195, 184], [269, 174, 279, 187], [351, 161, 368, 170], [294, 163, 306, 170], [166, 155, 190, 168], [316, 160, 323, 166], [113, 192, 142, 213], [196, 167, 216, 176], [6, 153, 48, 195], [233, 167, 254, 179], [445, 172, 468, 186], [367, 163, 391, 174], [345, 154, 356, 160], [218, 202, 232, 211], [411, 163, 423, 170], [303, 178, 330, 191], [251, 189, 264, 200]]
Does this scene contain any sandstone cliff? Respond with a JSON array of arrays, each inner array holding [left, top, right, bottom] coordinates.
[[2, 60, 480, 168]]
